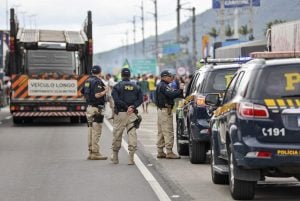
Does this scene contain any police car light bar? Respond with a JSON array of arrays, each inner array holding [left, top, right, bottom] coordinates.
[[250, 51, 300, 59], [200, 57, 251, 64]]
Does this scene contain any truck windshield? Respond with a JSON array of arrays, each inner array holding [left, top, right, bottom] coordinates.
[[26, 50, 76, 75]]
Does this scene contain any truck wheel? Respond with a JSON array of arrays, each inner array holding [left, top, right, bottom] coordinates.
[[176, 119, 189, 156], [228, 148, 256, 200], [211, 137, 228, 184], [13, 117, 22, 124], [80, 116, 87, 123], [189, 138, 206, 164], [70, 117, 80, 123]]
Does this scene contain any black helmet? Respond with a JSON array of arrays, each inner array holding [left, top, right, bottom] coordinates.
[[121, 68, 131, 77], [91, 65, 101, 74]]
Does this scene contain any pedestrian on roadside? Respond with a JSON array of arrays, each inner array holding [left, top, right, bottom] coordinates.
[[105, 73, 116, 119], [148, 74, 156, 103], [138, 74, 150, 113], [111, 68, 143, 165], [155, 70, 183, 159], [81, 65, 109, 160]]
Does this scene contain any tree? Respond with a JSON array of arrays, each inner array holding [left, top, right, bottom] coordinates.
[[208, 27, 219, 40], [225, 25, 234, 38], [238, 25, 250, 39]]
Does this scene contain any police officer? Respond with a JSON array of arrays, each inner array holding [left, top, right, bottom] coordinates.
[[156, 70, 183, 159], [111, 68, 143, 165], [82, 65, 108, 160]]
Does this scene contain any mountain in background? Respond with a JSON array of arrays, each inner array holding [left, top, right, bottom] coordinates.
[[94, 0, 300, 74]]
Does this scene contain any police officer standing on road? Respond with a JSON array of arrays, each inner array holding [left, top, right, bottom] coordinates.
[[111, 68, 143, 165], [82, 65, 109, 160], [156, 70, 183, 159]]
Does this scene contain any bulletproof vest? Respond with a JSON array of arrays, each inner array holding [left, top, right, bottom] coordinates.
[[156, 82, 173, 108], [83, 76, 105, 105], [118, 81, 138, 105]]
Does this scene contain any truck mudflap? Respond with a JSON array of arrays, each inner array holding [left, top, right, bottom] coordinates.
[[13, 111, 86, 117]]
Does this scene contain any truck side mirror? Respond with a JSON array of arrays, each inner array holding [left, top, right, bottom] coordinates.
[[205, 93, 220, 106]]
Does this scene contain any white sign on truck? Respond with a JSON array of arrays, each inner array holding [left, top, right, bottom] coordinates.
[[28, 80, 77, 96]]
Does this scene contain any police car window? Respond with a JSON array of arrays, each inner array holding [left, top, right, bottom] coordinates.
[[254, 64, 300, 99], [231, 71, 245, 98], [195, 72, 206, 93], [203, 69, 236, 93], [223, 73, 239, 103], [188, 73, 200, 95]]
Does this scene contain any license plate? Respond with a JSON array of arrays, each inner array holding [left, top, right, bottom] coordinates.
[[298, 116, 300, 127]]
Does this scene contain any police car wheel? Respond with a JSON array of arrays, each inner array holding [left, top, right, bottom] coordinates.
[[80, 116, 87, 123], [228, 147, 255, 200], [70, 117, 80, 123], [211, 137, 229, 184], [188, 135, 206, 164]]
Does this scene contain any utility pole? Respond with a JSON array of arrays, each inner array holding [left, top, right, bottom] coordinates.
[[192, 7, 196, 69], [125, 30, 129, 57], [249, 0, 254, 40], [220, 0, 225, 41], [153, 0, 159, 62], [140, 0, 145, 56], [176, 0, 181, 43], [6, 0, 9, 30], [132, 16, 136, 56]]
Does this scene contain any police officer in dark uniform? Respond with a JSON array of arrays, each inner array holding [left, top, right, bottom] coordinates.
[[81, 65, 108, 160], [156, 70, 183, 159], [111, 68, 143, 165]]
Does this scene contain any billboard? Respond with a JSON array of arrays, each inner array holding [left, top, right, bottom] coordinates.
[[213, 0, 260, 9], [162, 43, 181, 55], [131, 58, 157, 76]]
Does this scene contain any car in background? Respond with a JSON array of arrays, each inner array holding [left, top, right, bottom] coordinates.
[[176, 58, 248, 164], [205, 52, 300, 200]]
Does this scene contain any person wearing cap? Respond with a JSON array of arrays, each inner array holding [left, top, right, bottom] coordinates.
[[81, 65, 109, 160], [110, 68, 143, 165], [155, 70, 183, 159]]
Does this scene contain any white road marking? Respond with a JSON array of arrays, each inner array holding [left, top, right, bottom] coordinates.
[[104, 118, 171, 201], [5, 116, 12, 120]]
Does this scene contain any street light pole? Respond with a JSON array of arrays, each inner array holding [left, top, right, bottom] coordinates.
[[154, 0, 158, 62], [140, 0, 145, 56], [176, 0, 181, 43], [6, 0, 9, 30]]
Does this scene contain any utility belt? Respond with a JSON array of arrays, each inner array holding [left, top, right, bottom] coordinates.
[[157, 104, 173, 115]]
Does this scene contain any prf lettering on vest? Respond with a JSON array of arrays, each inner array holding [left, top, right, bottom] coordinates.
[[224, 74, 234, 87], [124, 85, 134, 90], [285, 73, 300, 91]]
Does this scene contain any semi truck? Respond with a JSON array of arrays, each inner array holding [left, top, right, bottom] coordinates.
[[267, 20, 300, 52], [7, 8, 93, 124]]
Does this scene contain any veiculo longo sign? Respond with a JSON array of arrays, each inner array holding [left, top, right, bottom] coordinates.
[[28, 80, 77, 96]]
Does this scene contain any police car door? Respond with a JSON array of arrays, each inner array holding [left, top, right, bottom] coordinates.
[[217, 72, 244, 151]]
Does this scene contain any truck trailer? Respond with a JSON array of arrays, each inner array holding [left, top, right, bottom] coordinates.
[[7, 8, 93, 124]]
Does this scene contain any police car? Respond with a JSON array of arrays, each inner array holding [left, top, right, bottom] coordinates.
[[176, 58, 247, 164], [205, 52, 300, 200]]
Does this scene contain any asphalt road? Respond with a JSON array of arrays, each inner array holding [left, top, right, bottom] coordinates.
[[0, 105, 300, 201]]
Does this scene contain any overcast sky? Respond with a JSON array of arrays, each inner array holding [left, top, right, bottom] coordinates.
[[0, 0, 212, 53]]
